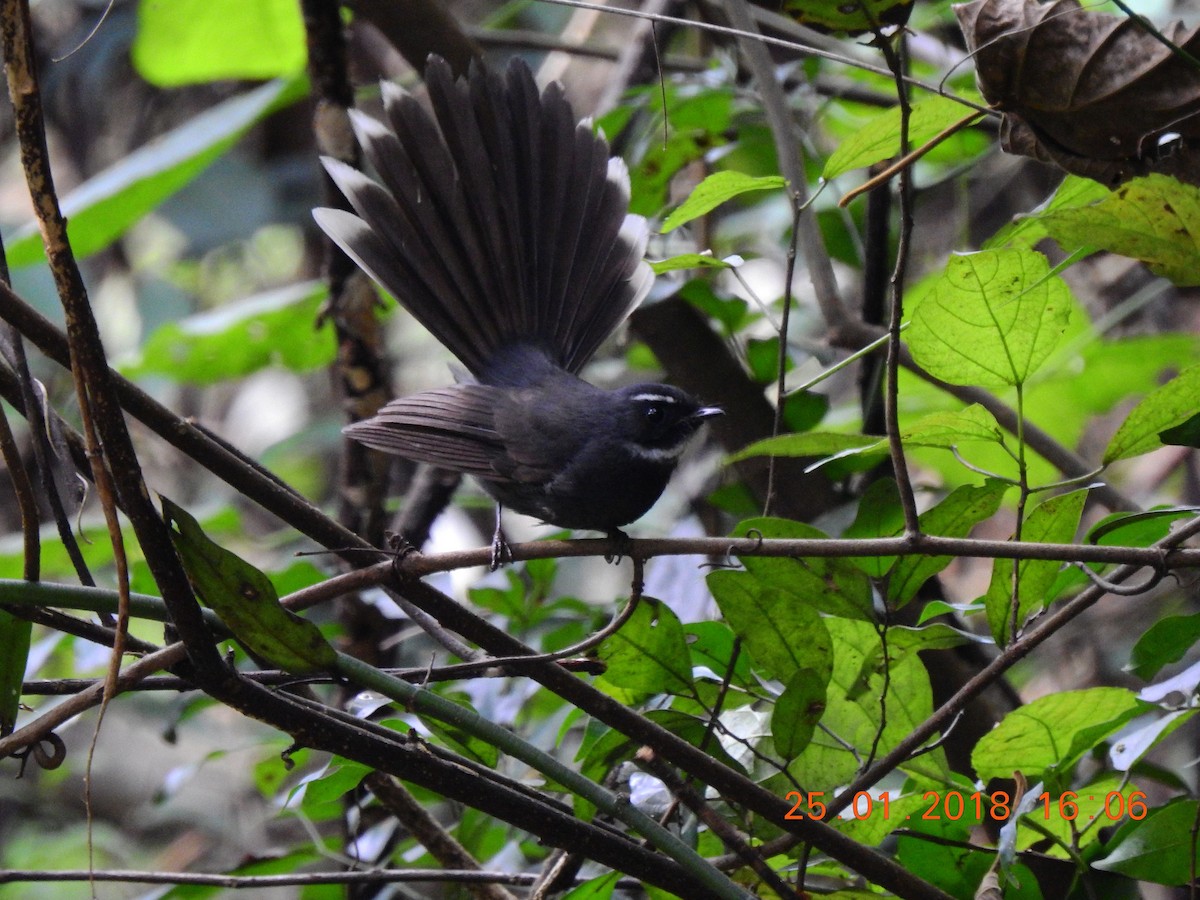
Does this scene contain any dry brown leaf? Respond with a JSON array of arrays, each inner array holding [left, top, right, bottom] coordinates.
[[955, 0, 1200, 187]]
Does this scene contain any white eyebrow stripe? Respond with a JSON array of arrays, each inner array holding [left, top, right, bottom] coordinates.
[[631, 393, 678, 404]]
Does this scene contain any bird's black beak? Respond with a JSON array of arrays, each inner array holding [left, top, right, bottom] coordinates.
[[694, 406, 724, 421]]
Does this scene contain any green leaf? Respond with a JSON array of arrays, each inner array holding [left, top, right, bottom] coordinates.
[[707, 569, 834, 685], [163, 496, 336, 674], [899, 404, 1003, 449], [1087, 506, 1198, 548], [661, 172, 785, 232], [578, 709, 746, 786], [727, 431, 883, 464], [686, 621, 755, 689], [906, 248, 1073, 388], [133, 0, 307, 86], [844, 477, 904, 577], [772, 669, 827, 760], [597, 601, 693, 696], [1094, 797, 1197, 884], [985, 488, 1089, 645], [989, 174, 1111, 249], [781, 0, 913, 33], [790, 618, 947, 791], [120, 281, 332, 384], [1017, 774, 1137, 859], [745, 337, 787, 384], [883, 623, 974, 655], [1160, 410, 1200, 447], [1105, 364, 1200, 463], [824, 95, 978, 179], [1129, 614, 1200, 680], [648, 253, 736, 275], [971, 687, 1150, 782], [561, 871, 620, 899], [837, 791, 932, 847], [1039, 174, 1200, 286], [731, 517, 876, 621], [889, 481, 1009, 606], [0, 608, 31, 736], [424, 716, 501, 768], [624, 86, 733, 216], [5, 76, 308, 268]]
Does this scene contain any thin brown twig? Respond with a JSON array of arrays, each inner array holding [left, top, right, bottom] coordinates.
[[838, 110, 986, 208], [365, 771, 518, 900]]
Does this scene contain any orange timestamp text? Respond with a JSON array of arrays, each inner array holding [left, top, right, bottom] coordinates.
[[783, 789, 1149, 822]]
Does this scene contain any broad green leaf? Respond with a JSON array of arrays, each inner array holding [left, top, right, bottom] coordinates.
[[678, 279, 750, 334], [824, 95, 979, 179], [739, 407, 1001, 486], [985, 488, 1089, 645], [1017, 774, 1134, 858], [424, 714, 501, 768], [597, 601, 693, 696], [790, 618, 947, 791], [1039, 174, 1200, 286], [649, 253, 736, 274], [707, 569, 834, 685], [1129, 613, 1200, 680], [897, 815, 1001, 899], [972, 687, 1150, 782], [1160, 411, 1200, 447], [1095, 798, 1196, 884], [746, 337, 788, 384], [661, 172, 785, 232], [889, 481, 1009, 606], [836, 791, 931, 847], [989, 175, 1110, 249], [163, 496, 336, 674], [295, 758, 372, 811], [624, 86, 733, 216], [5, 76, 308, 268], [119, 281, 332, 384], [844, 477, 904, 577], [133, 0, 307, 86], [577, 709, 746, 788], [906, 248, 1073, 388], [899, 404, 1003, 449], [1088, 506, 1198, 548], [686, 621, 755, 689], [0, 608, 31, 736], [881, 623, 973, 655], [561, 871, 620, 899], [782, 0, 912, 33], [898, 330, 1199, 492], [728, 431, 883, 464], [1105, 364, 1200, 463], [772, 669, 827, 759], [731, 517, 876, 621]]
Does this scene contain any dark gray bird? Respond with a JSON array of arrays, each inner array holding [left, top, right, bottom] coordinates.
[[315, 57, 720, 557]]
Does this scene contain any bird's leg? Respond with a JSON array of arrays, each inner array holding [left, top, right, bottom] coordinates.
[[604, 528, 632, 564], [490, 504, 513, 570]]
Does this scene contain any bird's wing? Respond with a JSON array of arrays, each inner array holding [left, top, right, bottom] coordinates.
[[343, 384, 513, 480], [314, 56, 651, 377]]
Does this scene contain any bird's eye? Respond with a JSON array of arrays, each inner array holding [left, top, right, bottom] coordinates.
[[644, 405, 665, 423]]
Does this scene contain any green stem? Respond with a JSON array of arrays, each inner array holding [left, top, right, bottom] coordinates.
[[334, 651, 753, 900]]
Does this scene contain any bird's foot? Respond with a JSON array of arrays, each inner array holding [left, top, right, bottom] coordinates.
[[604, 529, 632, 564], [490, 506, 513, 570]]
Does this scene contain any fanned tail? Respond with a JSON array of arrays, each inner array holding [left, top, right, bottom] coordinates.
[[314, 56, 652, 378]]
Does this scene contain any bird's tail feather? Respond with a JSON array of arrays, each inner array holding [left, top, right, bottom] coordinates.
[[315, 56, 652, 378]]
